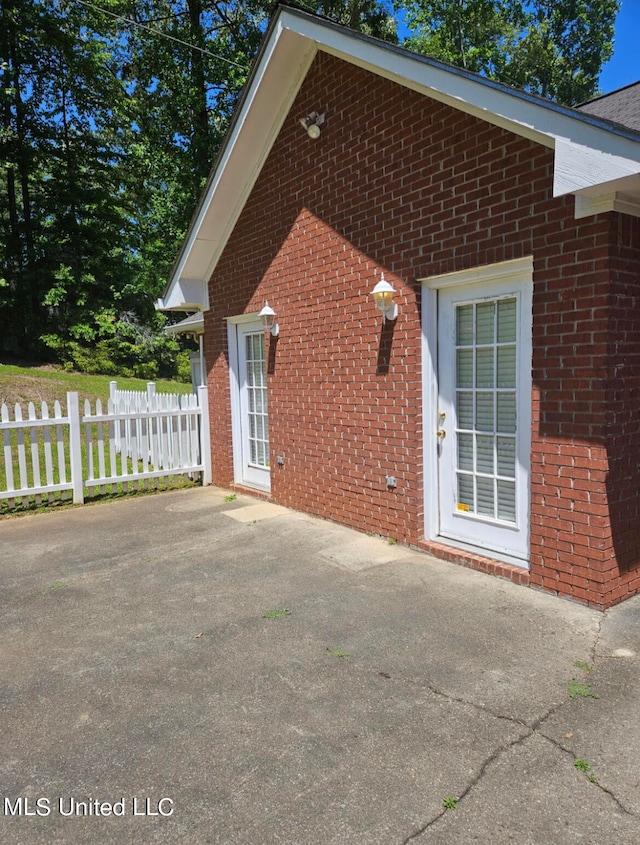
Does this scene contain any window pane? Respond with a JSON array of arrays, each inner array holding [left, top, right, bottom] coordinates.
[[497, 436, 516, 478], [457, 474, 474, 509], [458, 433, 473, 472], [457, 392, 473, 428], [476, 434, 494, 474], [476, 301, 494, 344], [497, 298, 517, 343], [497, 345, 516, 388], [456, 305, 474, 345], [476, 393, 494, 431], [497, 480, 516, 522], [497, 393, 516, 433], [476, 348, 494, 387], [477, 476, 494, 516], [457, 349, 473, 387]]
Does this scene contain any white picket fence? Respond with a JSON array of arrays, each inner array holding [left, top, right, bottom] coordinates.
[[0, 385, 211, 509]]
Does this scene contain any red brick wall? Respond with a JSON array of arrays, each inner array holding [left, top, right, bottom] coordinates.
[[205, 50, 640, 608], [601, 214, 640, 606]]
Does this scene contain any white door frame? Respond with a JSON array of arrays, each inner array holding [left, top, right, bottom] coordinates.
[[227, 314, 271, 492], [421, 257, 533, 567]]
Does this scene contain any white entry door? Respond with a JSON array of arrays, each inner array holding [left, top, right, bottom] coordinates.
[[229, 319, 270, 492], [434, 274, 531, 564]]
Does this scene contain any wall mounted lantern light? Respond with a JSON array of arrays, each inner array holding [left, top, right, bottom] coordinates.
[[299, 111, 325, 139], [371, 274, 398, 323], [259, 301, 279, 336]]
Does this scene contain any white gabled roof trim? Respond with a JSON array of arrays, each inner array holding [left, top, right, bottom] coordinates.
[[159, 6, 640, 312]]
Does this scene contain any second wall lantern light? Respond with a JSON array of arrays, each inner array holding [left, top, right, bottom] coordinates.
[[259, 301, 279, 336], [371, 274, 398, 323]]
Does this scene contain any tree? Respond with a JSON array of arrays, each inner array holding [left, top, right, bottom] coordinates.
[[0, 0, 618, 375], [399, 0, 619, 104]]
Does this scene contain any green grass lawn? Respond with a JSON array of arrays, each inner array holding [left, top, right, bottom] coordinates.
[[0, 364, 192, 409]]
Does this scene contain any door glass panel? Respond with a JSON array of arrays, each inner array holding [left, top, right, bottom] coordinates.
[[476, 393, 493, 431], [476, 302, 494, 344], [476, 435, 494, 474], [457, 392, 473, 428], [497, 480, 516, 521], [457, 349, 473, 387], [454, 296, 517, 524], [497, 346, 516, 387], [497, 299, 517, 342], [458, 474, 473, 509], [457, 305, 474, 345], [477, 476, 495, 516], [497, 436, 516, 477], [497, 393, 516, 433], [458, 433, 473, 472], [476, 348, 494, 387], [245, 332, 269, 468]]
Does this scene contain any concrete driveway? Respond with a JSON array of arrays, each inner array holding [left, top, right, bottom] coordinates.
[[1, 486, 639, 844]]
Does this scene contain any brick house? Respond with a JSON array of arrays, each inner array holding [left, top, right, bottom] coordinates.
[[158, 6, 640, 609]]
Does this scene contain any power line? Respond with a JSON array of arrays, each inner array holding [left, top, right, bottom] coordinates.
[[74, 0, 250, 71]]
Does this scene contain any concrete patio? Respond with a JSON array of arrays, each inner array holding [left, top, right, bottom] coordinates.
[[1, 486, 639, 843]]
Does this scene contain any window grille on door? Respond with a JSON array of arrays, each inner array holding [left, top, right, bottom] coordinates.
[[245, 333, 269, 468], [455, 297, 517, 523]]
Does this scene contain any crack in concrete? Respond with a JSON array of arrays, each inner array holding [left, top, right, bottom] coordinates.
[[536, 730, 635, 817], [397, 613, 636, 842], [402, 704, 565, 845], [590, 610, 606, 663]]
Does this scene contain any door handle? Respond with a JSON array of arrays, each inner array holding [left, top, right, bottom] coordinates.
[[436, 429, 446, 439]]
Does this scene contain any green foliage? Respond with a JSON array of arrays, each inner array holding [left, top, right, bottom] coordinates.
[[399, 0, 619, 104], [326, 646, 350, 657], [564, 679, 600, 699], [175, 351, 194, 384], [0, 0, 621, 377], [41, 307, 180, 378], [262, 608, 291, 619], [42, 581, 68, 596], [442, 796, 458, 809]]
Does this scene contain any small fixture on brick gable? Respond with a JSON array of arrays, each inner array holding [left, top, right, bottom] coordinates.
[[299, 111, 325, 139], [371, 274, 398, 323], [259, 301, 279, 336]]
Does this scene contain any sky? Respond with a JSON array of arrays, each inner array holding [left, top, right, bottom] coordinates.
[[596, 0, 640, 93]]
